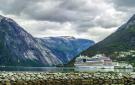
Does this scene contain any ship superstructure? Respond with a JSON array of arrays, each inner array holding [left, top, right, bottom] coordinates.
[[75, 54, 114, 69]]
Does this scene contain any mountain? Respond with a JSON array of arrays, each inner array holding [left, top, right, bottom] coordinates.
[[37, 36, 94, 64], [0, 15, 94, 66], [82, 14, 135, 66], [0, 15, 63, 66]]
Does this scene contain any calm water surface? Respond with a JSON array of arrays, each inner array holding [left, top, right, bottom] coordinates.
[[0, 66, 134, 73]]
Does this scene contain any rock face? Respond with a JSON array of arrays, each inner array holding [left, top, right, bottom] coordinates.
[[82, 14, 135, 66], [0, 15, 94, 66], [0, 15, 62, 66], [38, 36, 94, 64]]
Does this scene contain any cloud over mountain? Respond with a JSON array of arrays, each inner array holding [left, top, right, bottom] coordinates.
[[0, 0, 134, 42]]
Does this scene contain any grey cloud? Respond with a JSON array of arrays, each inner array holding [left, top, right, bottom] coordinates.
[[112, 0, 135, 7], [0, 0, 120, 29], [108, 0, 135, 12], [24, 8, 81, 22], [0, 0, 42, 15], [60, 0, 89, 12], [0, 0, 128, 42], [95, 18, 119, 28]]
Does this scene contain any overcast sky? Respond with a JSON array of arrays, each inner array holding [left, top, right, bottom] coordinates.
[[0, 0, 135, 42]]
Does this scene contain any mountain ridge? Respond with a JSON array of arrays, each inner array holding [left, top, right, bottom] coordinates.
[[81, 14, 135, 66], [0, 15, 63, 66], [0, 15, 94, 66], [38, 36, 94, 64]]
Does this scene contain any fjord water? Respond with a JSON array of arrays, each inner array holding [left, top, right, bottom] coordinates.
[[0, 66, 134, 73]]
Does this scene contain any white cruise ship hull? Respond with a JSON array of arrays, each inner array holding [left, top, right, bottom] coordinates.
[[75, 64, 114, 69], [74, 64, 114, 72]]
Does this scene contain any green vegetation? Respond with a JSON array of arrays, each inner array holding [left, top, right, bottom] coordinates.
[[79, 15, 135, 67]]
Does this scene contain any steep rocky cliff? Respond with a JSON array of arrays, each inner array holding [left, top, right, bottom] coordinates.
[[0, 15, 94, 66]]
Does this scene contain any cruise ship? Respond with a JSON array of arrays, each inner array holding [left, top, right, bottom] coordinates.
[[74, 54, 114, 69]]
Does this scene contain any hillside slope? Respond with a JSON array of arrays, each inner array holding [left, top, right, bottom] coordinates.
[[82, 14, 135, 66]]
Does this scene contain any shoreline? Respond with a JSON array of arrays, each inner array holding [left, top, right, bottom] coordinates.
[[0, 72, 134, 85]]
